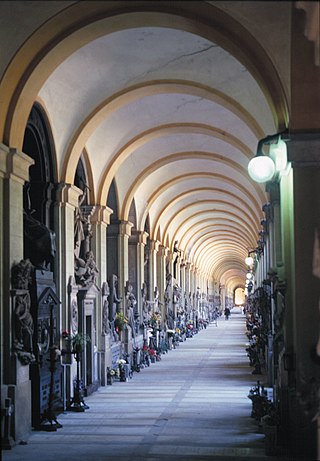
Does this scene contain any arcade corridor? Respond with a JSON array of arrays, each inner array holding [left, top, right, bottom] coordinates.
[[2, 311, 298, 461], [1, 2, 319, 460]]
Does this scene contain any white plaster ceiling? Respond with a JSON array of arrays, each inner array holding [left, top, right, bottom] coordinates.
[[36, 18, 276, 290]]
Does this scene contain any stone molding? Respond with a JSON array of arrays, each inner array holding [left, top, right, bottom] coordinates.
[[91, 205, 113, 225], [0, 144, 34, 183], [119, 220, 133, 237], [56, 183, 82, 208]]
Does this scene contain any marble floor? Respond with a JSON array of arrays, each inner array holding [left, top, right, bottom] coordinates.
[[2, 309, 300, 461]]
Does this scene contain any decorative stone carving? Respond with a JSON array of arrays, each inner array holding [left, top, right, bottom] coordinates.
[[125, 282, 137, 338], [74, 187, 88, 260], [11, 259, 35, 365], [23, 182, 56, 270], [75, 250, 99, 287], [108, 274, 122, 342], [102, 282, 110, 335], [164, 273, 174, 329], [71, 298, 79, 335], [141, 282, 149, 325], [11, 258, 33, 289], [74, 189, 98, 287]]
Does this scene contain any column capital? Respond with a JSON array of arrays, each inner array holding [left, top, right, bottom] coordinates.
[[166, 250, 174, 262], [150, 240, 160, 252], [0, 144, 34, 183], [56, 183, 82, 208], [287, 133, 320, 166], [91, 205, 113, 225], [158, 244, 169, 257], [135, 230, 149, 245], [119, 220, 133, 237]]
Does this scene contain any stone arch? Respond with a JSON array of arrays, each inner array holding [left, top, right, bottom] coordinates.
[[1, 2, 288, 153]]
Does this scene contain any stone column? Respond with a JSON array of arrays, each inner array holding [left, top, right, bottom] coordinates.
[[193, 267, 199, 303], [91, 206, 113, 292], [220, 284, 226, 313], [157, 244, 168, 324], [55, 184, 82, 333], [149, 240, 158, 298], [0, 144, 34, 442], [288, 135, 320, 375], [135, 231, 148, 314], [180, 260, 186, 300], [118, 221, 133, 304], [278, 134, 320, 459], [54, 184, 82, 404], [167, 250, 174, 279], [175, 255, 181, 286], [91, 206, 113, 380]]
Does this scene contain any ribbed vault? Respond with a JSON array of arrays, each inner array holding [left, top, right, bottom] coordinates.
[[0, 1, 290, 295]]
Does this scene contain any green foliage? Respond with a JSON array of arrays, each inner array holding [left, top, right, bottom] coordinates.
[[115, 311, 128, 331]]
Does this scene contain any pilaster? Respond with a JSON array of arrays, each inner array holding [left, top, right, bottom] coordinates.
[[118, 220, 133, 301], [54, 183, 82, 333], [157, 244, 168, 316], [91, 206, 113, 287], [287, 135, 320, 376], [149, 240, 159, 297], [91, 205, 113, 353], [0, 144, 34, 441], [136, 231, 148, 313]]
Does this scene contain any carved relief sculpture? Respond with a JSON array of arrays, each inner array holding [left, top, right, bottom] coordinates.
[[74, 188, 99, 287], [141, 282, 149, 325], [125, 282, 137, 338], [164, 273, 174, 329], [71, 299, 79, 335], [75, 250, 99, 287], [74, 187, 88, 260], [23, 182, 56, 270], [108, 275, 122, 342], [11, 259, 35, 365], [102, 282, 110, 335]]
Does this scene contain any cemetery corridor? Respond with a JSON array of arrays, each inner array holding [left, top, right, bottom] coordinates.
[[3, 311, 294, 461]]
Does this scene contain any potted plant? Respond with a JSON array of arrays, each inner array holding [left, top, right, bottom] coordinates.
[[115, 311, 128, 332]]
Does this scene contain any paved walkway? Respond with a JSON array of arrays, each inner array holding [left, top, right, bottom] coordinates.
[[3, 310, 295, 461]]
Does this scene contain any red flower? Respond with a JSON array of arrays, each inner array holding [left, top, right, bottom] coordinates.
[[62, 330, 69, 339]]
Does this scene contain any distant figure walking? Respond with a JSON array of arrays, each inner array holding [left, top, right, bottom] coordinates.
[[224, 307, 230, 320]]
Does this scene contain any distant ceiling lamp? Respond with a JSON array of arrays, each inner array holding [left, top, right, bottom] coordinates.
[[245, 249, 256, 267], [248, 132, 288, 183], [245, 255, 254, 266], [246, 272, 253, 280]]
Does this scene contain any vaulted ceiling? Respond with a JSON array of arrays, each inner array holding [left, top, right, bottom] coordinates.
[[0, 1, 291, 292]]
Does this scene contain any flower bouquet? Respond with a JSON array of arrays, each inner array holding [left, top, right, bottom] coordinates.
[[148, 348, 157, 363], [115, 312, 128, 332], [149, 312, 161, 328]]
